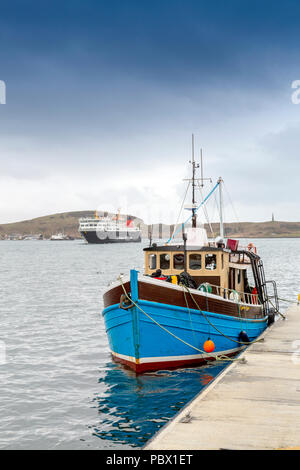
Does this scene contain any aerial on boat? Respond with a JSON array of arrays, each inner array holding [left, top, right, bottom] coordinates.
[[79, 210, 141, 244], [102, 138, 279, 373]]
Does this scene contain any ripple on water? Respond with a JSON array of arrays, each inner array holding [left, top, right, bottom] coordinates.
[[0, 238, 297, 448]]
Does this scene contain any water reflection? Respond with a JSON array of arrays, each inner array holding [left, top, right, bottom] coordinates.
[[93, 361, 226, 448]]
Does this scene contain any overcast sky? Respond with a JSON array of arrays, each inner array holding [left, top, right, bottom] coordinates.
[[1, 0, 300, 224]]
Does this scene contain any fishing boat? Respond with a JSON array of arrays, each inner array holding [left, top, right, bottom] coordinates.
[[50, 232, 68, 241], [79, 210, 141, 244], [102, 142, 279, 373]]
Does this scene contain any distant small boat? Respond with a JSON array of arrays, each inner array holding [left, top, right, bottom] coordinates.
[[79, 210, 141, 244], [102, 139, 279, 373], [50, 233, 67, 241], [23, 234, 43, 241]]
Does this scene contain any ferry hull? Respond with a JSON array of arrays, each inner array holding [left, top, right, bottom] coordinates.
[[102, 271, 267, 373], [81, 231, 141, 244]]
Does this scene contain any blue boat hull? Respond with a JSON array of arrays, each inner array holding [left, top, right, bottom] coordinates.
[[102, 272, 268, 373]]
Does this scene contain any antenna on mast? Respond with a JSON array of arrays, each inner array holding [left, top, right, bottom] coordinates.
[[200, 148, 204, 187], [183, 135, 211, 228]]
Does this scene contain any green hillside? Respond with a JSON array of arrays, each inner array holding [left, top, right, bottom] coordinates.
[[1, 211, 300, 240]]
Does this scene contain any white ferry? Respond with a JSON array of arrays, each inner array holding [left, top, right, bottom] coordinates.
[[79, 211, 141, 244]]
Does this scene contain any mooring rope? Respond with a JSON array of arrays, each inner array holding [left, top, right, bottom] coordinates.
[[278, 297, 294, 304], [181, 284, 266, 346], [117, 276, 245, 363], [118, 277, 209, 356], [180, 282, 245, 363], [268, 298, 286, 319], [182, 286, 197, 347]]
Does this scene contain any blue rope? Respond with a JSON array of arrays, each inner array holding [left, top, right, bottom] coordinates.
[[166, 181, 220, 244]]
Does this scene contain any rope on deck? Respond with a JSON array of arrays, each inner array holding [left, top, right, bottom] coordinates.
[[183, 284, 268, 345], [117, 276, 246, 364]]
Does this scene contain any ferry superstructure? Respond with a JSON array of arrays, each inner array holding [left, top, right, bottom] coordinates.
[[79, 211, 141, 244]]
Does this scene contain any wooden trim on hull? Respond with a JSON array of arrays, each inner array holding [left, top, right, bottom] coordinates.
[[103, 281, 131, 308], [103, 279, 263, 320], [111, 348, 242, 374], [138, 281, 261, 318]]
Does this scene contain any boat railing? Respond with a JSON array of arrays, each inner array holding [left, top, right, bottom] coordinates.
[[202, 283, 260, 306], [229, 252, 251, 264], [79, 219, 140, 231]]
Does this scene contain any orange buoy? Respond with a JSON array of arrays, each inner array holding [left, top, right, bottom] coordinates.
[[203, 339, 215, 353]]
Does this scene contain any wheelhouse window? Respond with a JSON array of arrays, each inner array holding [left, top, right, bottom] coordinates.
[[149, 254, 157, 270], [205, 254, 217, 270], [189, 253, 202, 270], [160, 253, 170, 270], [173, 253, 185, 270]]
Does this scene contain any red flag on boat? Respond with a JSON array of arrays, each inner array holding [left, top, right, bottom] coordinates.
[[126, 216, 133, 227]]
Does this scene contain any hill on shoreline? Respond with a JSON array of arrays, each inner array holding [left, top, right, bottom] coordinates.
[[1, 211, 300, 239], [0, 211, 143, 239]]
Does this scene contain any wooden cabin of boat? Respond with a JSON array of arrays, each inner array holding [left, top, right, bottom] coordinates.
[[143, 236, 258, 305]]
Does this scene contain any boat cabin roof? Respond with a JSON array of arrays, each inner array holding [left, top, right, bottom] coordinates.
[[143, 245, 227, 253], [143, 243, 260, 294]]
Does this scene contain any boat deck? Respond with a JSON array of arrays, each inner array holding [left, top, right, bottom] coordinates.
[[145, 304, 300, 450]]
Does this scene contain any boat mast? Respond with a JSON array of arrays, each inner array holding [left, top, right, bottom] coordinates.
[[191, 134, 199, 228], [218, 176, 224, 238], [179, 135, 212, 240]]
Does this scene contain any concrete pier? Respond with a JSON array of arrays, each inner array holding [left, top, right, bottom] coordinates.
[[145, 305, 300, 450]]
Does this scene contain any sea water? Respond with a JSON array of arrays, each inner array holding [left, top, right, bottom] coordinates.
[[0, 238, 297, 449]]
